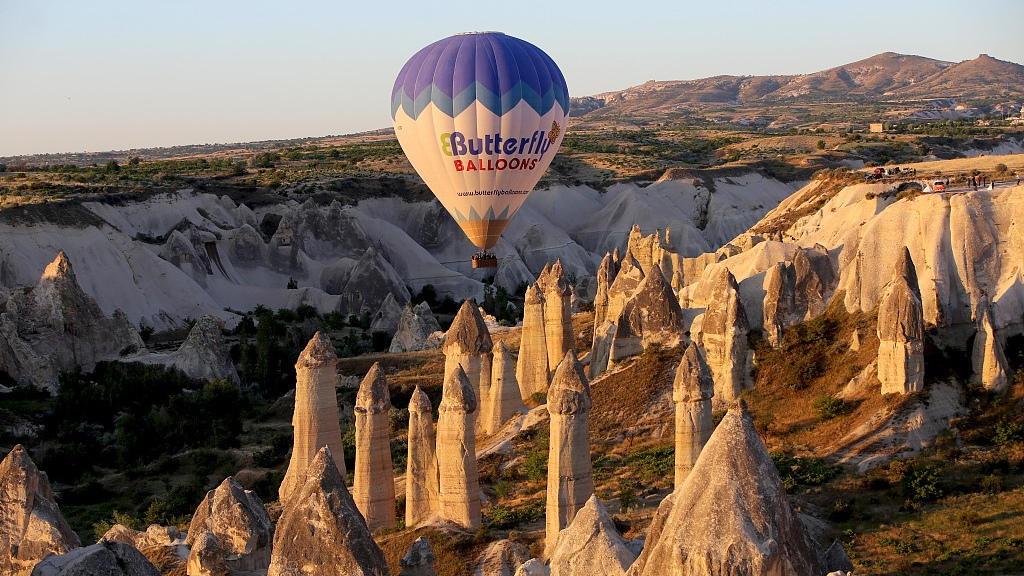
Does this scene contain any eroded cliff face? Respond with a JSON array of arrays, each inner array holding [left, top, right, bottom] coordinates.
[[0, 251, 143, 393]]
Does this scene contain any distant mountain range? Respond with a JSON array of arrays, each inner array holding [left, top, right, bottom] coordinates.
[[571, 53, 1024, 118]]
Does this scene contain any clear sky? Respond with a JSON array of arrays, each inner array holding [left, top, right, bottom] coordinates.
[[1, 0, 1021, 157]]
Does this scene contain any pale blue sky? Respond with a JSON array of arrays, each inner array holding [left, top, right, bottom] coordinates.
[[1, 0, 1021, 156]]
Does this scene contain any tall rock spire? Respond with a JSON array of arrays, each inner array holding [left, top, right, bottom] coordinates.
[[405, 386, 438, 527], [482, 342, 525, 435], [442, 299, 493, 430], [280, 332, 346, 503], [546, 351, 594, 557], [353, 362, 396, 531], [436, 365, 481, 530], [673, 343, 715, 489], [539, 260, 574, 371], [516, 284, 549, 400], [701, 267, 750, 405], [877, 248, 925, 395]]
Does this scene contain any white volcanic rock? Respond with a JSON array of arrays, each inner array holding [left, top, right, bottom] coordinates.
[[876, 248, 925, 395], [170, 315, 240, 384], [268, 447, 389, 576], [405, 386, 438, 528], [475, 540, 530, 576], [390, 302, 443, 353], [280, 332, 346, 503], [700, 267, 750, 406], [0, 445, 80, 576], [443, 299, 493, 432], [762, 261, 794, 348], [673, 343, 714, 488], [972, 296, 1010, 393], [336, 246, 411, 316], [353, 363, 396, 531], [482, 342, 525, 436], [548, 495, 637, 576], [370, 293, 404, 336], [436, 366, 481, 530], [605, 252, 645, 329], [513, 559, 549, 576], [101, 523, 182, 550], [546, 351, 594, 556], [592, 252, 615, 330], [0, 251, 143, 393], [399, 537, 436, 576], [516, 284, 549, 400], [610, 264, 684, 363], [629, 401, 825, 576], [185, 476, 273, 575], [538, 261, 574, 371], [30, 541, 161, 576], [228, 224, 267, 267]]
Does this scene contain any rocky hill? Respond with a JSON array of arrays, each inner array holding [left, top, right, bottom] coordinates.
[[572, 52, 1024, 119]]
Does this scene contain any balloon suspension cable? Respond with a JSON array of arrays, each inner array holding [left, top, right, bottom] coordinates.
[[471, 250, 498, 269]]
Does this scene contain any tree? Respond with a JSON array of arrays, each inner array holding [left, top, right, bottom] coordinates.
[[105, 159, 121, 173], [816, 140, 826, 150], [286, 277, 298, 290]]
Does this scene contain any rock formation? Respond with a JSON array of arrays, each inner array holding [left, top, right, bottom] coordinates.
[[762, 262, 795, 348], [876, 248, 925, 395], [605, 252, 645, 329], [673, 343, 714, 489], [538, 261, 574, 371], [592, 252, 615, 329], [185, 476, 273, 575], [30, 541, 161, 576], [398, 537, 435, 576], [481, 342, 526, 435], [588, 320, 617, 380], [100, 524, 182, 551], [514, 559, 550, 576], [548, 495, 637, 576], [972, 297, 1010, 393], [476, 540, 531, 576], [0, 251, 143, 393], [442, 299, 493, 430], [0, 445, 80, 575], [353, 363, 396, 531], [170, 315, 240, 384], [792, 245, 837, 320], [406, 386, 438, 527], [609, 264, 684, 363], [390, 302, 443, 353], [280, 332, 346, 503], [629, 401, 825, 576], [436, 365, 481, 530], [700, 267, 750, 405], [370, 293, 404, 336], [268, 447, 389, 576], [339, 246, 411, 316], [546, 351, 594, 556], [516, 284, 549, 400]]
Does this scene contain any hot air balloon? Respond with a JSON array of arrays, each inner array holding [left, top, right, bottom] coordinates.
[[391, 32, 569, 268]]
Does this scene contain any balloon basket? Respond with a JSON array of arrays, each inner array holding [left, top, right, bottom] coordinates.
[[471, 253, 498, 268]]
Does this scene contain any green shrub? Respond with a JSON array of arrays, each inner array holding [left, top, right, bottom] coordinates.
[[902, 463, 943, 502], [628, 446, 674, 484], [771, 452, 841, 490], [485, 501, 541, 529], [617, 479, 641, 513], [979, 474, 1004, 494], [813, 396, 849, 420], [995, 163, 1008, 175], [993, 419, 1024, 446]]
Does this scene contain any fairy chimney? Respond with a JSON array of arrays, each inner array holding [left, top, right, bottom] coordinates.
[[353, 363, 396, 531], [701, 267, 750, 405], [546, 351, 594, 557], [876, 248, 925, 395], [673, 343, 715, 489], [280, 332, 346, 503], [482, 342, 525, 435], [443, 299, 493, 430], [516, 284, 549, 400], [436, 365, 481, 530], [539, 261, 574, 371], [406, 386, 438, 527]]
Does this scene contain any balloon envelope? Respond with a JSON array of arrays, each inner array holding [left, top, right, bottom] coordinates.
[[391, 32, 569, 251]]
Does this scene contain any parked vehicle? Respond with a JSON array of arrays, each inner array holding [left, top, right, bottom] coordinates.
[[933, 181, 946, 192]]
